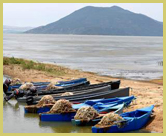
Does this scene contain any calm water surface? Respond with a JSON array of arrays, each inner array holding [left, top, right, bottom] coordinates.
[[3, 34, 163, 80]]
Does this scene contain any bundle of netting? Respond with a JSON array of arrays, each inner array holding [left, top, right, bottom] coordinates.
[[24, 95, 55, 113], [74, 106, 99, 121], [11, 78, 22, 85], [61, 92, 73, 96], [46, 82, 62, 90], [19, 82, 34, 91], [47, 99, 76, 114], [36, 95, 56, 107], [95, 112, 125, 128]]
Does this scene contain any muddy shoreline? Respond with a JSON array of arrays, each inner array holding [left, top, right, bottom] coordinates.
[[3, 60, 163, 133]]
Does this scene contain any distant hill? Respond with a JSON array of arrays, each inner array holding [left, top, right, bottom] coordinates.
[[26, 6, 163, 36], [3, 25, 34, 34]]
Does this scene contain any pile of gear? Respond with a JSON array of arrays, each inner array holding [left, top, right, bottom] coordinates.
[[95, 112, 125, 128], [74, 106, 99, 121], [61, 92, 73, 96], [46, 82, 62, 90], [19, 82, 34, 91], [11, 78, 22, 85], [47, 99, 76, 114], [36, 95, 56, 107], [25, 95, 56, 113]]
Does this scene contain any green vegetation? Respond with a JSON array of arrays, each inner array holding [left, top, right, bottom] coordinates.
[[3, 57, 66, 76], [3, 57, 23, 65]]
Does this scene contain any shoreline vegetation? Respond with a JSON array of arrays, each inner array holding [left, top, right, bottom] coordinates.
[[3, 57, 163, 132]]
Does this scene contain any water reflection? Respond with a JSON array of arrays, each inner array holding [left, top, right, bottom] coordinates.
[[3, 99, 20, 111], [39, 121, 92, 133], [24, 113, 39, 119]]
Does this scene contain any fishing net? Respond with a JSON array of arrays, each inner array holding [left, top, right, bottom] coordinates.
[[24, 95, 55, 113], [47, 99, 76, 114], [46, 82, 62, 90], [74, 106, 99, 121], [19, 82, 34, 91], [36, 95, 56, 107], [61, 92, 74, 96], [11, 78, 22, 85], [95, 112, 125, 128]]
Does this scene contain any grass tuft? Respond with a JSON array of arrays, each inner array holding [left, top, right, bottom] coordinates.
[[3, 57, 66, 76]]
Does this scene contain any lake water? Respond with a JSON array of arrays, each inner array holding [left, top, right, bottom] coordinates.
[[3, 34, 163, 80]]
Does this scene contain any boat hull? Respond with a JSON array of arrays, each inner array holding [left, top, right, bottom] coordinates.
[[92, 105, 154, 133], [18, 87, 130, 104], [7, 78, 87, 92], [6, 81, 90, 96], [40, 112, 76, 122], [24, 106, 51, 114]]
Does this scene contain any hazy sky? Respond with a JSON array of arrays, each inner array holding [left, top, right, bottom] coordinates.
[[3, 3, 163, 27]]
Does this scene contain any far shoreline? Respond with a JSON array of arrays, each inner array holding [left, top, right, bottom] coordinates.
[[3, 56, 163, 85], [3, 33, 164, 39]]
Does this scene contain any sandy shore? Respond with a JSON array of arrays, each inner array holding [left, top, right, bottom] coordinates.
[[3, 62, 163, 133]]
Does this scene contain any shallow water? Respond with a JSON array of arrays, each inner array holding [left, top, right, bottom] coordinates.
[[3, 34, 163, 80], [3, 99, 93, 133]]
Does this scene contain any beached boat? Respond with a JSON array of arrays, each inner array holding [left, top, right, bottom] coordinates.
[[18, 85, 112, 103], [63, 87, 130, 103], [5, 80, 90, 96], [85, 95, 135, 107], [57, 78, 87, 85], [39, 103, 125, 122], [91, 105, 154, 133], [40, 112, 76, 122], [71, 96, 135, 126], [7, 78, 87, 91], [24, 96, 135, 114], [18, 86, 129, 105], [30, 87, 129, 105], [72, 103, 124, 126], [72, 95, 135, 110], [37, 80, 120, 95], [6, 80, 120, 97], [24, 106, 52, 114]]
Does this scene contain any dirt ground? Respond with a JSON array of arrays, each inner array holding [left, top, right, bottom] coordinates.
[[3, 64, 163, 133]]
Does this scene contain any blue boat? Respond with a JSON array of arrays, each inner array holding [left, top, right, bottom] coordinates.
[[71, 96, 135, 111], [39, 101, 127, 122], [72, 103, 124, 126], [84, 95, 135, 107], [39, 104, 120, 122], [8, 78, 87, 91], [24, 101, 121, 114], [92, 105, 154, 133], [24, 106, 52, 114], [24, 96, 135, 114], [57, 78, 87, 85], [40, 112, 76, 122]]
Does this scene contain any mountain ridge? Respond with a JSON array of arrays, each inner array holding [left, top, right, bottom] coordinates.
[[26, 6, 163, 36]]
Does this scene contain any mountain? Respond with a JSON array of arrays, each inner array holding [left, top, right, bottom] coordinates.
[[26, 6, 163, 36], [3, 25, 34, 34]]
